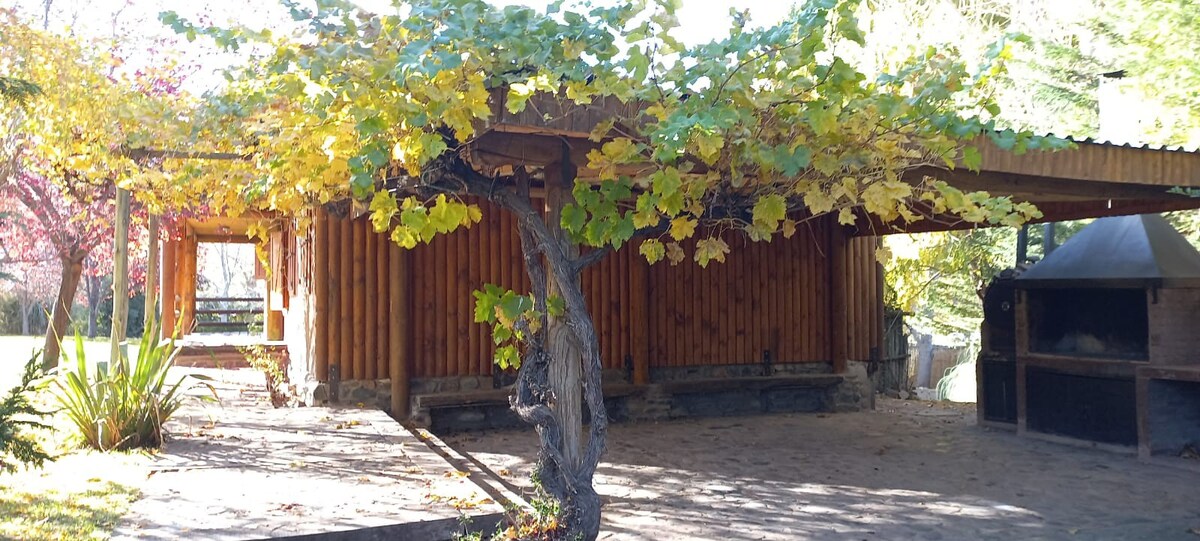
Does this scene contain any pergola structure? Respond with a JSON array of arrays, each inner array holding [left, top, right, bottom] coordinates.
[[158, 96, 1200, 427]]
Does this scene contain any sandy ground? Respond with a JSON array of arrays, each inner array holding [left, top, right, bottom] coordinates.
[[111, 369, 502, 540], [445, 398, 1200, 541]]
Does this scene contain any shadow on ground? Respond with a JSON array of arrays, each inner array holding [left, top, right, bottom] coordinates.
[[446, 399, 1200, 541]]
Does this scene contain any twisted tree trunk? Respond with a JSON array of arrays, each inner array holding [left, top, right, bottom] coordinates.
[[435, 151, 610, 539]]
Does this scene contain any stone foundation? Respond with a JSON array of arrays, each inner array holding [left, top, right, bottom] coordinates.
[[311, 361, 874, 430], [833, 361, 876, 412], [649, 361, 832, 382]]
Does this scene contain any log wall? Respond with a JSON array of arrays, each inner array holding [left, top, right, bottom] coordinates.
[[311, 204, 882, 382]]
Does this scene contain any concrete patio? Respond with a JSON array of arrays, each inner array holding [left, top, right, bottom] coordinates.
[[111, 369, 504, 541], [445, 398, 1200, 541]]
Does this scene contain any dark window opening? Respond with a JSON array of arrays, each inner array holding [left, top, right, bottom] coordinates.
[[1027, 288, 1148, 360], [1025, 368, 1137, 446], [981, 359, 1017, 423]]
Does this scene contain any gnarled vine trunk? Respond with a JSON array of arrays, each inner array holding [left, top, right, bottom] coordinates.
[[438, 149, 610, 539], [485, 157, 607, 540]]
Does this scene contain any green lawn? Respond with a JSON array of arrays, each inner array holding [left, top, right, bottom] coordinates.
[[0, 335, 141, 393], [1, 335, 152, 541]]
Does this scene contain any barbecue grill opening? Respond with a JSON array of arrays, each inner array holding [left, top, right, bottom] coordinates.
[[1026, 287, 1148, 360]]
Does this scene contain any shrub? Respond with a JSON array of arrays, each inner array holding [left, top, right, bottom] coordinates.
[[0, 352, 53, 472], [241, 345, 292, 408], [52, 318, 214, 451]]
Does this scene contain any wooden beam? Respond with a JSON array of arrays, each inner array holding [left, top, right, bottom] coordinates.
[[853, 197, 1200, 236], [914, 167, 1192, 202]]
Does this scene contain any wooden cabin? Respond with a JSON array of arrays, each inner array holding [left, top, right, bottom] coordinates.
[[155, 102, 1200, 430]]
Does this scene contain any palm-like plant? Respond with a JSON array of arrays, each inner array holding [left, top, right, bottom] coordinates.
[[53, 318, 214, 451]]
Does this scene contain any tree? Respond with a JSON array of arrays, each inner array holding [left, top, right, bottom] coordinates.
[[0, 10, 186, 365], [166, 1, 1061, 537]]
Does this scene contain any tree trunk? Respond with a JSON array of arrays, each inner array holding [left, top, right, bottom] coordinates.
[[19, 294, 31, 336], [520, 156, 606, 540], [544, 162, 585, 473], [448, 152, 608, 539], [42, 252, 85, 369], [110, 188, 131, 363], [86, 275, 100, 339]]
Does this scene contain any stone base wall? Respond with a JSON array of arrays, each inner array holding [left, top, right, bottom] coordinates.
[[309, 361, 874, 427], [649, 361, 832, 382], [833, 361, 876, 412]]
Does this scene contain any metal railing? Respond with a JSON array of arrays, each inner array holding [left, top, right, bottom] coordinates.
[[194, 296, 264, 334]]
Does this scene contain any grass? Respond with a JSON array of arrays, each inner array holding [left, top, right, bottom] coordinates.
[[0, 451, 145, 541], [0, 335, 141, 393], [0, 335, 150, 540]]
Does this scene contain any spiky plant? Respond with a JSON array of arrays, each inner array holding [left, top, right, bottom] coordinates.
[[53, 318, 214, 451]]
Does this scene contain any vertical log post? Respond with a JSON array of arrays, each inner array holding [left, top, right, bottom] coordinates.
[[352, 218, 367, 380], [630, 257, 650, 385], [376, 230, 389, 379], [145, 215, 160, 331], [339, 217, 353, 383], [161, 237, 178, 340], [109, 188, 131, 363], [365, 225, 378, 380], [829, 218, 849, 374], [389, 242, 409, 417], [182, 230, 198, 333], [314, 210, 330, 383]]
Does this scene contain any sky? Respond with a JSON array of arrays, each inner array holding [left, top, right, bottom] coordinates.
[[12, 0, 800, 93]]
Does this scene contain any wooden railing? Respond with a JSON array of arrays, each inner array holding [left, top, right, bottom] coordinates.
[[194, 296, 264, 334]]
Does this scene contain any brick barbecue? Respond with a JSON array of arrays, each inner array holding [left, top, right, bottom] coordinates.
[[979, 214, 1200, 467]]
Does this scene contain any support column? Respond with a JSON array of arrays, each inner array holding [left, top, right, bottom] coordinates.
[[829, 218, 848, 374], [110, 188, 131, 362], [389, 242, 410, 417], [630, 257, 650, 385], [161, 236, 178, 339], [314, 209, 330, 382], [145, 215, 160, 332]]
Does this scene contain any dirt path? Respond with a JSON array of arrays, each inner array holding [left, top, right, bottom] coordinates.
[[445, 398, 1200, 541]]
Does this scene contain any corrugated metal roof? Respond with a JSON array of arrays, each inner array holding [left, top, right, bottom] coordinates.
[[1016, 214, 1200, 287], [1048, 133, 1199, 154]]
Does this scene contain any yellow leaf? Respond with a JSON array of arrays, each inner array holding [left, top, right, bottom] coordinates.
[[782, 219, 797, 239], [639, 238, 665, 264], [695, 237, 730, 268], [669, 217, 697, 241], [692, 131, 724, 165]]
